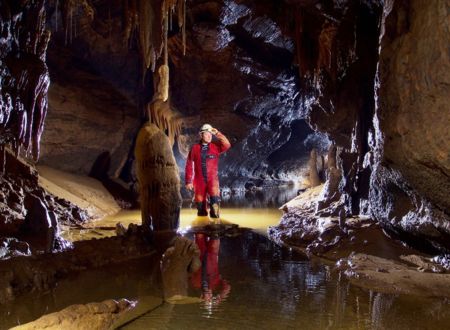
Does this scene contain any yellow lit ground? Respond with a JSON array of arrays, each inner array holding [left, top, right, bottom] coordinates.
[[61, 208, 283, 241]]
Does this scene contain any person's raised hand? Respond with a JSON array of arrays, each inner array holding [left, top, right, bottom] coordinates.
[[185, 183, 194, 191], [210, 128, 218, 135]]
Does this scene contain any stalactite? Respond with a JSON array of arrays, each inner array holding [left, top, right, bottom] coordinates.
[[317, 20, 337, 77], [182, 0, 186, 55], [55, 0, 59, 31], [1, 0, 50, 160], [123, 0, 186, 77], [158, 64, 169, 102], [59, 0, 94, 45], [147, 100, 182, 147], [125, 0, 186, 147], [137, 0, 154, 75], [163, 0, 171, 66]]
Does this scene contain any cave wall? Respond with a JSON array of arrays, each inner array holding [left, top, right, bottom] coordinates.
[[169, 0, 324, 189], [290, 0, 382, 214], [370, 0, 450, 252], [37, 0, 142, 177], [291, 0, 449, 251], [0, 0, 50, 160]]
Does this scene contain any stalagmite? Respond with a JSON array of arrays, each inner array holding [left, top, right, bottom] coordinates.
[[316, 144, 343, 214], [308, 149, 321, 187], [134, 123, 181, 241], [327, 143, 337, 169], [158, 64, 169, 102]]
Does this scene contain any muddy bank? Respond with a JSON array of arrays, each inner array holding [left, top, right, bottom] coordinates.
[[269, 186, 450, 298], [37, 165, 121, 219]]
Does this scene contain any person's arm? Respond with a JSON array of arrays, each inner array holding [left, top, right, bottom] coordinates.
[[211, 129, 231, 154], [185, 149, 194, 190]]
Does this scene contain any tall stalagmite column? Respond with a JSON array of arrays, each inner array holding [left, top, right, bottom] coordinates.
[[135, 123, 181, 242]]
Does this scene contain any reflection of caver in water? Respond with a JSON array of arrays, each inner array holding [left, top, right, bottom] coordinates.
[[185, 124, 231, 219], [190, 233, 230, 303]]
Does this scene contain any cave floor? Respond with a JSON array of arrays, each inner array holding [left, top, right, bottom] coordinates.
[[3, 225, 450, 329], [3, 189, 450, 329]]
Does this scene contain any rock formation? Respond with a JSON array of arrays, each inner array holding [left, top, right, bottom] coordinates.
[[287, 0, 449, 251], [0, 0, 50, 160], [307, 149, 321, 187], [369, 0, 450, 252], [0, 149, 87, 253], [10, 299, 135, 330], [135, 123, 181, 239], [160, 236, 201, 301]]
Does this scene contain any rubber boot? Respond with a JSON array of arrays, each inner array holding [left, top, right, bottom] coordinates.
[[197, 202, 208, 216], [210, 203, 220, 224]]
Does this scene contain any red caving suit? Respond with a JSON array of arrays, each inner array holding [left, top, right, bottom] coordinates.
[[185, 132, 231, 204]]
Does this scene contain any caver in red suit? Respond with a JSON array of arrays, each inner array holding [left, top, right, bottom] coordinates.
[[185, 124, 231, 217]]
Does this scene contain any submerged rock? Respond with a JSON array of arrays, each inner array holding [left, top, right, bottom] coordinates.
[[161, 236, 201, 302], [10, 299, 135, 330]]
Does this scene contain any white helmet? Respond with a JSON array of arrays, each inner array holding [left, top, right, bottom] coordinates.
[[199, 123, 213, 133]]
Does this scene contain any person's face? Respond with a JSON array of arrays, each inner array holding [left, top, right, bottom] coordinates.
[[200, 131, 212, 143]]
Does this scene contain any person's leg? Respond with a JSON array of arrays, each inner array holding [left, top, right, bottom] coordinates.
[[209, 196, 220, 219], [207, 180, 221, 219], [194, 181, 208, 216]]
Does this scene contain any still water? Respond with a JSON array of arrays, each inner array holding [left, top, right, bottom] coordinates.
[[120, 231, 450, 330], [3, 189, 450, 329], [61, 207, 283, 241]]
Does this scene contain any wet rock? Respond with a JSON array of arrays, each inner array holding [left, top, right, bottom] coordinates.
[[23, 194, 58, 252], [10, 299, 136, 330], [115, 223, 127, 236], [432, 255, 450, 271], [400, 254, 446, 274], [340, 253, 450, 298], [0, 148, 91, 246], [374, 0, 450, 213], [0, 0, 50, 160], [0, 237, 31, 259], [161, 237, 201, 302]]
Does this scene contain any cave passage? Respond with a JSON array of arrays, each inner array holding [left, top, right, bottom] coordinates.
[[1, 0, 449, 328]]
